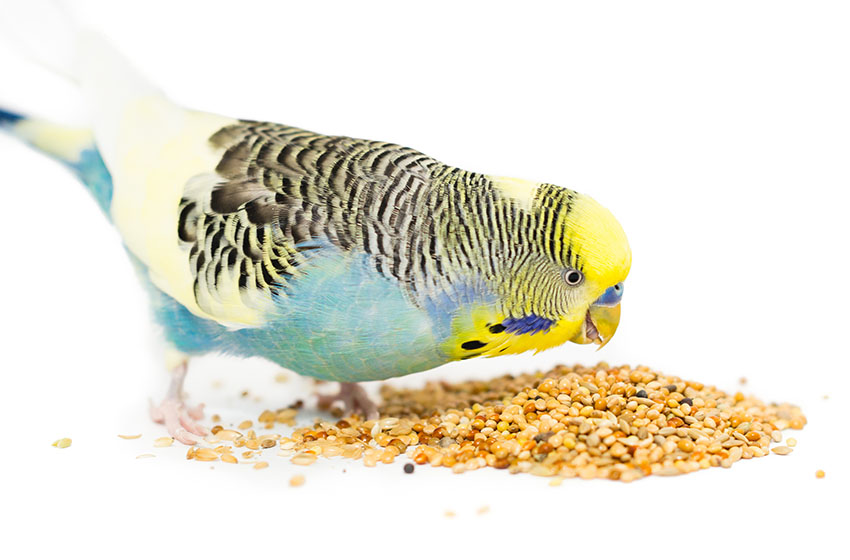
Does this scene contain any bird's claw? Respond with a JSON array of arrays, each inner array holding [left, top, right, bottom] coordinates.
[[149, 399, 208, 444], [317, 382, 379, 420]]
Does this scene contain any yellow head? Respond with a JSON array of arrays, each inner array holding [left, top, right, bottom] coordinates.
[[443, 177, 631, 359]]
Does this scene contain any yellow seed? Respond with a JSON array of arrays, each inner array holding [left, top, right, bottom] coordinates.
[[677, 439, 695, 453], [291, 453, 318, 466], [118, 434, 142, 440], [215, 429, 241, 441], [771, 446, 793, 455], [289, 474, 306, 487], [815, 470, 825, 479], [52, 438, 71, 448], [221, 453, 238, 464], [787, 438, 797, 447], [135, 453, 156, 459], [153, 437, 174, 447], [238, 420, 253, 430], [253, 461, 269, 470], [194, 448, 219, 461]]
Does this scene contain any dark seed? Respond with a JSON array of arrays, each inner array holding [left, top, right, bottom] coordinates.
[[636, 390, 647, 398], [680, 397, 694, 406], [534, 431, 554, 443], [665, 385, 678, 392], [403, 463, 415, 474]]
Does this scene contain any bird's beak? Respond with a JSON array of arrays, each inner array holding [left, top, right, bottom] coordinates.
[[571, 302, 621, 348], [588, 303, 621, 349]]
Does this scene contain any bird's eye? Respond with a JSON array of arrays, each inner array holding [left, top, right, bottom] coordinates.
[[563, 269, 583, 286]]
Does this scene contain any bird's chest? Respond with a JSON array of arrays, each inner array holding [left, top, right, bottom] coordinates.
[[234, 254, 448, 381]]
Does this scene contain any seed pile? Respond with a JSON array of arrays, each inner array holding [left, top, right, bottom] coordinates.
[[183, 363, 806, 482]]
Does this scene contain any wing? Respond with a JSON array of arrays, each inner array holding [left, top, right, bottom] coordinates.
[[176, 121, 441, 326]]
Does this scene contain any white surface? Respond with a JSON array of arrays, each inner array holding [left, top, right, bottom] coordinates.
[[1, 1, 848, 558]]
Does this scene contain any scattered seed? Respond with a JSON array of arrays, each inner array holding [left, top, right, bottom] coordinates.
[[787, 438, 797, 447], [118, 434, 141, 440], [815, 470, 825, 479], [444, 511, 455, 518], [772, 446, 793, 455], [52, 438, 71, 449], [135, 453, 155, 459], [477, 506, 490, 515], [254, 461, 269, 470], [238, 420, 253, 430], [193, 448, 219, 461], [403, 463, 415, 474], [291, 453, 318, 466], [289, 474, 306, 486], [153, 437, 174, 448]]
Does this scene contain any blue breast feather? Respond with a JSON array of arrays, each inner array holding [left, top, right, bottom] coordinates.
[[132, 250, 452, 382]]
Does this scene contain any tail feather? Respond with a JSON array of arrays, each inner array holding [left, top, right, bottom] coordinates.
[[0, 107, 24, 127], [0, 109, 113, 216], [1, 0, 173, 171]]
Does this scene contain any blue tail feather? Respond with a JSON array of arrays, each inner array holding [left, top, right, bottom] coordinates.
[[0, 107, 24, 127], [0, 107, 114, 218]]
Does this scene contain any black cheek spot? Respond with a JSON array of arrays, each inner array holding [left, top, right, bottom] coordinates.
[[461, 340, 487, 351], [488, 324, 506, 334]]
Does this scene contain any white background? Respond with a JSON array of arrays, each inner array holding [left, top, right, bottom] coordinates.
[[1, 1, 848, 558]]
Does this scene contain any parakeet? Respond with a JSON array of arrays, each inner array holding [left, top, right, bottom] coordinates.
[[0, 4, 630, 443]]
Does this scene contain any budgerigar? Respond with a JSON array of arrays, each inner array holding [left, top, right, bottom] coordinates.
[[0, 3, 631, 443]]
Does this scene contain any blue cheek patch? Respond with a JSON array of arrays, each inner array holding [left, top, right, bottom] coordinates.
[[502, 314, 555, 335], [594, 283, 624, 307]]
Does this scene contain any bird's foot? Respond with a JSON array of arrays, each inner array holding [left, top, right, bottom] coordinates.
[[317, 382, 379, 420], [149, 398, 208, 444]]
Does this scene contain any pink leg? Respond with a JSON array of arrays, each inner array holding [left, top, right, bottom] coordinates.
[[317, 382, 379, 420], [149, 358, 208, 444]]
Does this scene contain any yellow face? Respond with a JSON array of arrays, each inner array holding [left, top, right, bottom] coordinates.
[[443, 191, 631, 360]]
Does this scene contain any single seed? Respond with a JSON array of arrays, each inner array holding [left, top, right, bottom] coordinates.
[[815, 470, 825, 479], [678, 439, 695, 453], [787, 438, 797, 447], [153, 437, 174, 447], [772, 446, 793, 455], [52, 438, 71, 449], [118, 434, 142, 440], [403, 463, 415, 474], [289, 474, 306, 486], [254, 461, 269, 470], [194, 448, 219, 461], [291, 453, 318, 466]]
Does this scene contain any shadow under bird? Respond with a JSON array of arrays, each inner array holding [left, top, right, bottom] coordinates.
[[0, 2, 631, 443]]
